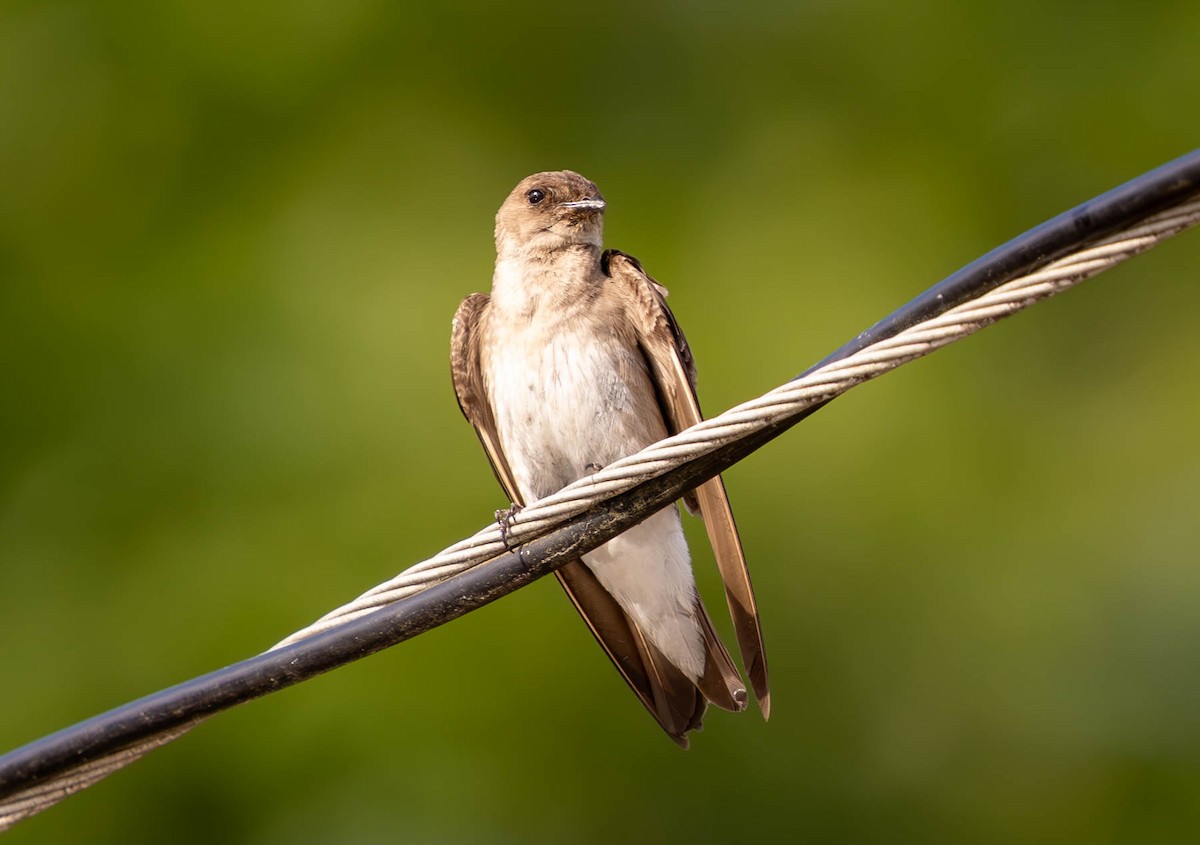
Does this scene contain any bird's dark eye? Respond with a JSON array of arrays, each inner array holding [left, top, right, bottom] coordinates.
[[526, 189, 545, 205]]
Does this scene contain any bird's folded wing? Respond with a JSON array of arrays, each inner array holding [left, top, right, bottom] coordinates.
[[602, 250, 770, 717]]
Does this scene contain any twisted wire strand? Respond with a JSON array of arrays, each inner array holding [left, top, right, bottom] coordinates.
[[2, 189, 1197, 833], [273, 195, 1200, 649], [0, 725, 197, 831]]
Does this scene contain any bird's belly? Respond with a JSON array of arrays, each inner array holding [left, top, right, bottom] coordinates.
[[487, 324, 665, 501], [485, 317, 703, 679]]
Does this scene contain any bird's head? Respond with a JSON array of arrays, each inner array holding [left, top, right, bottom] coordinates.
[[494, 170, 606, 257]]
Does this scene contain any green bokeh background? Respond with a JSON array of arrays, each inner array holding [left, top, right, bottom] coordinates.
[[2, 2, 1199, 842]]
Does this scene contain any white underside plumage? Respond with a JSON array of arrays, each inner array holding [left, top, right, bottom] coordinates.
[[483, 289, 705, 681]]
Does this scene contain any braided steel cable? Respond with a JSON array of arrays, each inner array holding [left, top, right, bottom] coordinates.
[[2, 153, 1198, 832], [272, 194, 1200, 646]]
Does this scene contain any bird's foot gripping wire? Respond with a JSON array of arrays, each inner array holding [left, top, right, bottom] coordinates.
[[495, 503, 524, 551]]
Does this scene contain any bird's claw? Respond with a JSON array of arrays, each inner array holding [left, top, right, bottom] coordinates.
[[495, 503, 524, 551]]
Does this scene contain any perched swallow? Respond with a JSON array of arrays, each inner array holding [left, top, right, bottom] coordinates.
[[450, 170, 768, 746]]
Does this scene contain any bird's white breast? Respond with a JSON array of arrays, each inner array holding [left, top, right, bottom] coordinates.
[[486, 314, 662, 500], [482, 261, 704, 680]]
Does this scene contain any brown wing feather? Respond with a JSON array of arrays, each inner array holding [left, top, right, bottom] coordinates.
[[603, 250, 771, 718], [556, 562, 704, 746], [694, 600, 748, 713], [452, 293, 521, 499], [451, 291, 709, 742]]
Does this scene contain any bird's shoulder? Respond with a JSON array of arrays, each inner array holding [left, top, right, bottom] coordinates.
[[601, 249, 696, 385], [450, 292, 492, 422]]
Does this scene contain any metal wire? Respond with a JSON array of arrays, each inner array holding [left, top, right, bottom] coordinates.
[[2, 158, 1198, 832], [0, 725, 198, 831], [272, 195, 1200, 647]]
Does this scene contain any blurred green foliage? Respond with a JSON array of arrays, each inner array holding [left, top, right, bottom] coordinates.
[[2, 1, 1199, 842]]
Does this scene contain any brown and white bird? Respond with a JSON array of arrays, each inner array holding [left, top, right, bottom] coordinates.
[[450, 170, 768, 746]]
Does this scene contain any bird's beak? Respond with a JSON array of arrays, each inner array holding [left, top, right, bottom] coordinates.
[[559, 198, 606, 212]]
